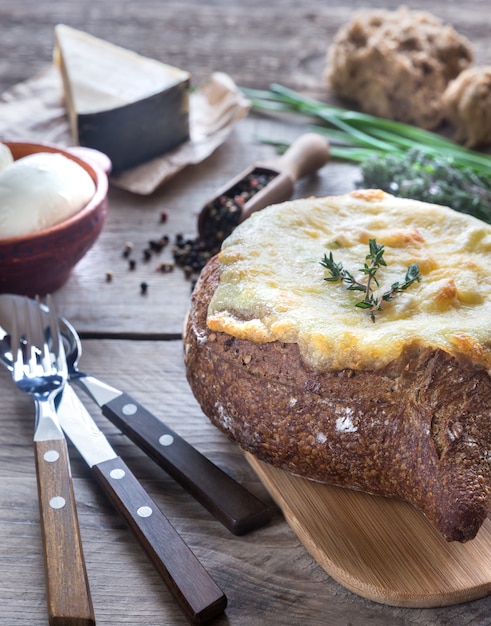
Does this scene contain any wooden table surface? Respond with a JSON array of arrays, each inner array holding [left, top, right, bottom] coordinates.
[[1, 1, 491, 624]]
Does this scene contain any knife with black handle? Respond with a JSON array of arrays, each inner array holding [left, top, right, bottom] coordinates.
[[57, 384, 227, 625], [71, 373, 271, 536]]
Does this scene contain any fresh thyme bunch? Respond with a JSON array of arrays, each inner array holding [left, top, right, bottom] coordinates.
[[320, 239, 421, 322], [357, 149, 491, 223]]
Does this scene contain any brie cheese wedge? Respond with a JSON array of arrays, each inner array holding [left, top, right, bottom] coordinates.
[[54, 24, 190, 173]]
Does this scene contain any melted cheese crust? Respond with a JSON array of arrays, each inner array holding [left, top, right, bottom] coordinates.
[[207, 190, 491, 372]]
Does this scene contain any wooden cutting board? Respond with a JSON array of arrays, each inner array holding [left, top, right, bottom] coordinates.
[[245, 453, 491, 608]]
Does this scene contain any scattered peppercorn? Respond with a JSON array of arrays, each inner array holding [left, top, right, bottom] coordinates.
[[142, 236, 171, 262], [149, 239, 165, 253], [105, 270, 113, 283], [110, 173, 276, 290], [156, 262, 175, 273], [171, 233, 214, 277], [122, 242, 134, 258]]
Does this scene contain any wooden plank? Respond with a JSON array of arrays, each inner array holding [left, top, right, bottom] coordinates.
[[0, 0, 490, 96], [2, 1, 491, 623]]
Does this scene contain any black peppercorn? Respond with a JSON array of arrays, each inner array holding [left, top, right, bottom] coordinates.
[[123, 242, 134, 258]]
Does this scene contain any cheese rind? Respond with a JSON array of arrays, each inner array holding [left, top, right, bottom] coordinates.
[[54, 24, 190, 173], [207, 190, 491, 372]]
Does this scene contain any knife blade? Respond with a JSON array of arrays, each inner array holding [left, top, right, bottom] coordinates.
[[58, 384, 227, 625], [71, 371, 271, 535]]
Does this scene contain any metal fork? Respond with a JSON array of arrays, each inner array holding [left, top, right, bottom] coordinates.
[[11, 296, 94, 626]]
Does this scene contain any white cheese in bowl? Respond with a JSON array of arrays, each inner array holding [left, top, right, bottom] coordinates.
[[0, 151, 96, 238], [0, 143, 13, 173]]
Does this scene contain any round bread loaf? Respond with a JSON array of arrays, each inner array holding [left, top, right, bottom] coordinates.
[[184, 190, 491, 542]]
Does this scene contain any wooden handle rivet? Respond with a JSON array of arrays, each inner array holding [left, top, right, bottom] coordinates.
[[122, 403, 138, 415], [109, 468, 126, 480], [158, 434, 174, 447], [49, 496, 66, 509], [136, 506, 153, 518], [43, 450, 60, 463]]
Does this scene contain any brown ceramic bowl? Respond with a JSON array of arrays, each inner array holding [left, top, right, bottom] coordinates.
[[0, 141, 110, 297]]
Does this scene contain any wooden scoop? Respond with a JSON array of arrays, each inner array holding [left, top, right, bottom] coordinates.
[[197, 133, 330, 247]]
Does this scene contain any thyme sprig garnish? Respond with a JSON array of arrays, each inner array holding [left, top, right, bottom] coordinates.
[[320, 239, 421, 321]]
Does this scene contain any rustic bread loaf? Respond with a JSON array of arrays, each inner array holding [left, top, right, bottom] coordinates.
[[325, 7, 473, 130], [443, 66, 491, 148], [183, 190, 491, 542]]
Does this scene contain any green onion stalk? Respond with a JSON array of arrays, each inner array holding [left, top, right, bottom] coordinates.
[[241, 84, 491, 222]]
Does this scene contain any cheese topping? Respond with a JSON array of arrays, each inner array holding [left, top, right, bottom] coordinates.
[[207, 190, 491, 372]]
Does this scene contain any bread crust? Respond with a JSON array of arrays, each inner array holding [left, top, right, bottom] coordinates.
[[184, 256, 491, 542]]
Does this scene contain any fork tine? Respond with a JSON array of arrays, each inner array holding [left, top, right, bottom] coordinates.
[[10, 299, 22, 377], [45, 294, 67, 377], [30, 295, 52, 375], [23, 297, 40, 376], [10, 300, 19, 358]]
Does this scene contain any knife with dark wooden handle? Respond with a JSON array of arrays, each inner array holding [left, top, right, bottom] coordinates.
[[55, 313, 270, 535], [72, 375, 271, 535], [57, 384, 227, 625]]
